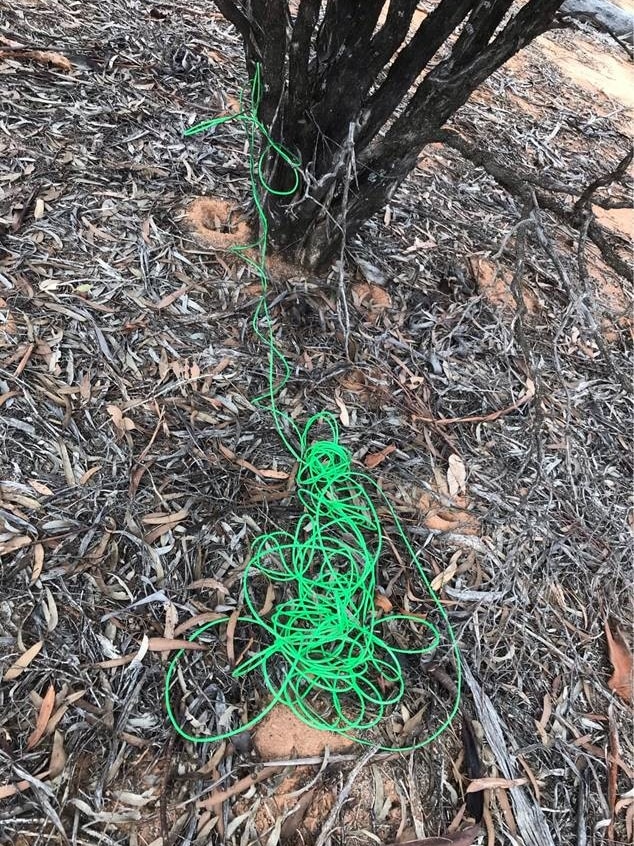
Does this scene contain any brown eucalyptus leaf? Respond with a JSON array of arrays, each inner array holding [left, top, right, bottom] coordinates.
[[3, 640, 44, 681], [27, 683, 56, 749], [605, 620, 633, 703], [388, 824, 481, 846]]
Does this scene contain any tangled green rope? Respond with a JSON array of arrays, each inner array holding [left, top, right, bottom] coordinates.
[[165, 65, 461, 750]]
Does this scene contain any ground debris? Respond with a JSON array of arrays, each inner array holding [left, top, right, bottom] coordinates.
[[0, 1, 631, 844]]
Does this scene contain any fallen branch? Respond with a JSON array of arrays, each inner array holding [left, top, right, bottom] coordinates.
[[434, 128, 633, 283], [198, 765, 282, 809], [573, 147, 634, 216], [11, 182, 41, 233], [414, 387, 534, 427], [314, 744, 379, 846], [0, 36, 72, 71], [462, 662, 556, 846], [559, 0, 634, 48]]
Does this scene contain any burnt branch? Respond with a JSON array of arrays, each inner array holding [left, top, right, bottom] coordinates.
[[573, 146, 634, 216], [358, 0, 478, 150], [372, 0, 565, 163], [213, 0, 252, 46], [586, 219, 632, 281], [451, 0, 516, 61], [287, 0, 321, 134], [434, 128, 633, 284], [251, 0, 289, 126]]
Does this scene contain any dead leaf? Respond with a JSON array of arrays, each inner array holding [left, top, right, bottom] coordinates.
[[605, 619, 633, 703], [401, 706, 426, 738], [447, 454, 467, 499], [143, 508, 188, 544], [430, 560, 459, 592], [129, 463, 149, 498], [535, 692, 552, 745], [0, 485, 41, 510], [162, 603, 178, 660], [48, 731, 67, 778], [0, 390, 19, 407], [226, 608, 240, 667], [155, 284, 187, 310], [132, 633, 150, 665], [163, 603, 178, 640], [466, 776, 528, 792], [29, 480, 54, 496], [27, 683, 56, 749], [174, 612, 225, 637], [198, 766, 283, 810], [218, 442, 236, 461], [31, 543, 44, 584], [386, 825, 481, 846], [172, 356, 191, 380], [106, 404, 136, 436], [43, 587, 59, 632], [96, 637, 206, 669], [147, 637, 205, 652], [334, 393, 350, 427], [252, 466, 289, 480], [2, 640, 44, 681], [517, 754, 542, 802], [42, 703, 67, 736], [143, 522, 184, 544], [280, 788, 315, 840], [375, 593, 393, 613], [0, 778, 35, 800], [79, 465, 102, 485], [33, 197, 45, 220], [95, 655, 137, 669], [259, 582, 276, 616], [0, 535, 32, 555], [355, 258, 386, 285], [79, 373, 92, 401], [364, 444, 396, 469], [219, 443, 290, 480], [186, 578, 229, 594], [141, 507, 189, 526]]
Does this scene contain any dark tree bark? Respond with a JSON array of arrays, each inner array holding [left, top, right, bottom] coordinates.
[[213, 1, 565, 270]]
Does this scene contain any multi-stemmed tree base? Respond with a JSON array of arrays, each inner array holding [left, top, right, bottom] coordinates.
[[214, 1, 566, 270]]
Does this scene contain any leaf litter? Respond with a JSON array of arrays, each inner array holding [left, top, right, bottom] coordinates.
[[0, 0, 632, 844]]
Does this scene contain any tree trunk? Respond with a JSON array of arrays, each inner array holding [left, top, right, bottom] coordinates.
[[214, 1, 565, 271]]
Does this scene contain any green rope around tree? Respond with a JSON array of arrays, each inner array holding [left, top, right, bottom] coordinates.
[[165, 65, 461, 751]]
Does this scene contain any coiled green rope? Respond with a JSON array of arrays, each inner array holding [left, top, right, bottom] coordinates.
[[166, 65, 461, 750]]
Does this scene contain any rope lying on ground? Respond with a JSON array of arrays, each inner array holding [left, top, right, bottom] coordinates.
[[165, 65, 461, 750]]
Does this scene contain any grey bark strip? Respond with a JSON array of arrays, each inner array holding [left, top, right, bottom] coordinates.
[[462, 661, 556, 846], [560, 0, 634, 45]]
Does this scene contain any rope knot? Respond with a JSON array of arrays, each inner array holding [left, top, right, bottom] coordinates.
[[299, 439, 352, 489]]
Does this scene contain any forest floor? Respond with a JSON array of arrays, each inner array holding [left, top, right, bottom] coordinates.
[[0, 2, 632, 845]]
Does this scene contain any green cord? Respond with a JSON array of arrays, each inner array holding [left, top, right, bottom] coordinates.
[[166, 65, 461, 751]]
